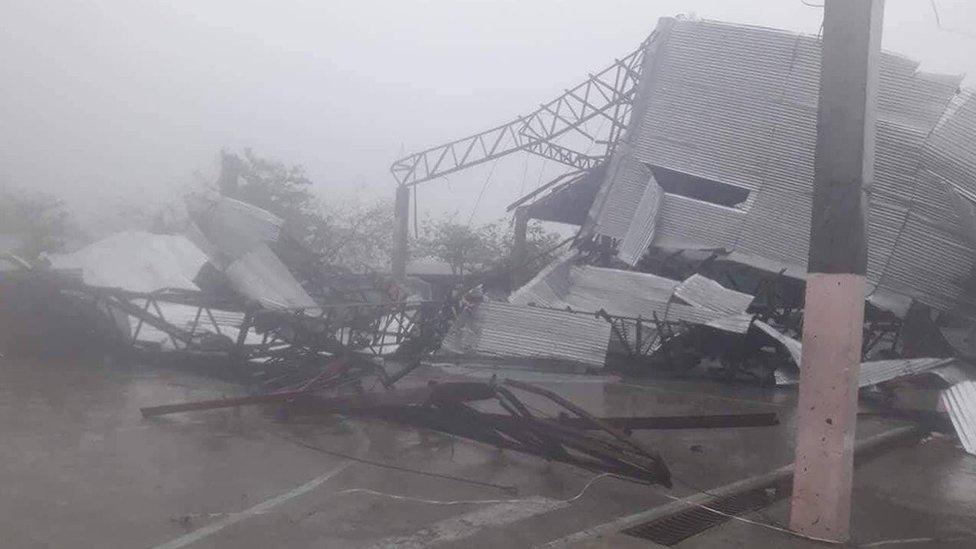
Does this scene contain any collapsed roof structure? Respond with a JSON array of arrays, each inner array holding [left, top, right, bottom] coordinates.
[[582, 17, 976, 319], [391, 16, 976, 352], [386, 17, 976, 445]]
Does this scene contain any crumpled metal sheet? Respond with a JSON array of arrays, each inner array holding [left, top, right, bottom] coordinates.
[[440, 300, 611, 368], [187, 193, 283, 259], [941, 381, 976, 455], [585, 18, 976, 318], [618, 175, 663, 265], [753, 320, 802, 365], [510, 254, 745, 329], [857, 357, 958, 388], [926, 363, 976, 386], [225, 243, 318, 311], [752, 320, 803, 385], [673, 273, 754, 316], [186, 192, 315, 311], [45, 231, 208, 293], [756, 318, 960, 388]]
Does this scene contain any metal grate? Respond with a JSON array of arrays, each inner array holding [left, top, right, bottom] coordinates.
[[623, 486, 782, 545]]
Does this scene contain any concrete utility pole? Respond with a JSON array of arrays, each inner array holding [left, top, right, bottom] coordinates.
[[790, 0, 883, 542], [393, 185, 410, 281]]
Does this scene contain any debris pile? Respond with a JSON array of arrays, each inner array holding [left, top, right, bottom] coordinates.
[[412, 17, 976, 455]]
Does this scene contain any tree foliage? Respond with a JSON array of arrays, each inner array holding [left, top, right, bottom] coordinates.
[[0, 187, 70, 258], [221, 149, 392, 272], [221, 148, 563, 281], [414, 215, 563, 279], [414, 216, 505, 276]]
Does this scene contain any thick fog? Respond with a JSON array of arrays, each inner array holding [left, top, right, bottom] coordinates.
[[2, 0, 975, 233]]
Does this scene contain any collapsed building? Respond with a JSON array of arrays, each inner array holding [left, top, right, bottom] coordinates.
[[391, 17, 976, 452], [2, 16, 975, 474]]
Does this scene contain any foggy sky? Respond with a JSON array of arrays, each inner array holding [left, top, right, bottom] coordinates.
[[3, 0, 975, 234]]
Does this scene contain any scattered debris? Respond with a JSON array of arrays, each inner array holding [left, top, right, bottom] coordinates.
[[142, 376, 783, 487], [6, 15, 976, 503]]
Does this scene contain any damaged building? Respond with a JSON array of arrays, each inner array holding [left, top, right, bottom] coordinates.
[[4, 10, 976, 548], [391, 17, 976, 453]]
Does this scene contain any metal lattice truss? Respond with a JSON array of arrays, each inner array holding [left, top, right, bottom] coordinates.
[[75, 286, 451, 361], [390, 34, 653, 187]]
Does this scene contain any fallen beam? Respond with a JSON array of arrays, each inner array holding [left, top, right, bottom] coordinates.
[[550, 413, 779, 430], [140, 390, 309, 417], [140, 381, 498, 418]]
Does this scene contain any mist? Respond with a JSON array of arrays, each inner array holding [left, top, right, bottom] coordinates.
[[3, 0, 975, 233]]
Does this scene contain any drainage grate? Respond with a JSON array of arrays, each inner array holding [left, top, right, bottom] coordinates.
[[623, 486, 783, 545]]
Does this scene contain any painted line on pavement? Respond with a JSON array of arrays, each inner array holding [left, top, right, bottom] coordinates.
[[366, 496, 570, 549], [148, 424, 368, 549]]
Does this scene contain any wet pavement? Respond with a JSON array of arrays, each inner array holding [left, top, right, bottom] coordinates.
[[1, 356, 974, 548]]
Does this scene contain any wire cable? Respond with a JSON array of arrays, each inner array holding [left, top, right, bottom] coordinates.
[[276, 421, 972, 547], [269, 429, 518, 494], [930, 0, 976, 39], [327, 472, 612, 507], [467, 160, 500, 227], [650, 472, 976, 548]]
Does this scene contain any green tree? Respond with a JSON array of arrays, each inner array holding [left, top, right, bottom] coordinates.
[[414, 216, 505, 276], [414, 215, 563, 280], [219, 149, 392, 272]]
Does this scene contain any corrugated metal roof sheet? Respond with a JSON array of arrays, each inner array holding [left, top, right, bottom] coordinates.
[[755, 319, 959, 388], [439, 301, 611, 368], [618, 176, 663, 265], [941, 381, 976, 455], [927, 363, 976, 386], [584, 18, 976, 317], [225, 244, 318, 311], [753, 320, 802, 364], [510, 255, 748, 329], [857, 357, 957, 388], [673, 274, 754, 316], [189, 194, 283, 259]]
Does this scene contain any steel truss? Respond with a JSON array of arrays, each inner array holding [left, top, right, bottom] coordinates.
[[71, 285, 454, 368], [389, 34, 654, 187]]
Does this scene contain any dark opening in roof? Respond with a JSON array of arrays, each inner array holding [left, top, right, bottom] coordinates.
[[650, 166, 750, 208]]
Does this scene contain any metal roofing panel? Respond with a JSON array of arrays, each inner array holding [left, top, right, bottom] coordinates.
[[757, 321, 958, 388], [941, 381, 976, 455], [704, 314, 754, 335], [857, 357, 957, 388], [926, 363, 976, 386], [225, 243, 318, 311], [585, 18, 974, 317], [189, 194, 283, 259], [753, 320, 802, 365], [618, 177, 663, 265], [673, 274, 754, 316], [510, 256, 750, 329], [653, 194, 744, 251], [440, 301, 611, 368], [590, 149, 655, 241]]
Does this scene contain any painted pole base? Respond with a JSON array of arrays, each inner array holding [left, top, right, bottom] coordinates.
[[789, 272, 866, 542]]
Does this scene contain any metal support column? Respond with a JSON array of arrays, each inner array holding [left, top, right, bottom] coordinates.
[[393, 185, 410, 281], [511, 207, 530, 287], [789, 0, 884, 542]]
